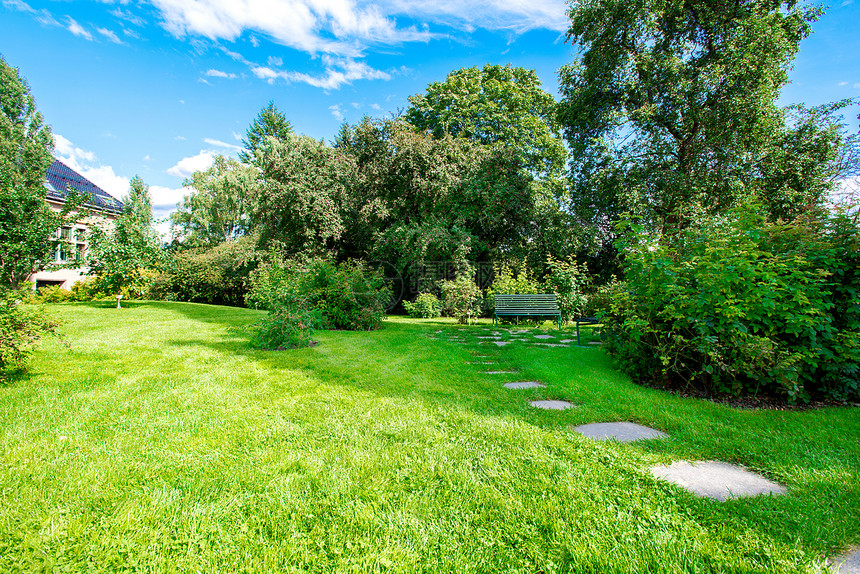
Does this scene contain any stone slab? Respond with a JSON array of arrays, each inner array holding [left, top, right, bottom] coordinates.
[[650, 461, 787, 501], [493, 342, 511, 346], [573, 422, 668, 442], [530, 400, 574, 410], [504, 381, 546, 389], [559, 339, 575, 344], [534, 334, 554, 339], [831, 548, 860, 573], [486, 370, 517, 374]]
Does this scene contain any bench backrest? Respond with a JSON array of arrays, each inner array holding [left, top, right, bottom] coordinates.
[[495, 293, 559, 314]]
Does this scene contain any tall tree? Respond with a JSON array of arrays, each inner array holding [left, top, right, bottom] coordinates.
[[239, 102, 293, 164], [87, 176, 165, 306], [558, 0, 821, 235], [406, 64, 566, 179], [0, 55, 79, 289], [170, 155, 256, 247]]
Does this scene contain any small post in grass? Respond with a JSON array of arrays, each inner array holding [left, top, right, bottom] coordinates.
[[116, 293, 123, 309]]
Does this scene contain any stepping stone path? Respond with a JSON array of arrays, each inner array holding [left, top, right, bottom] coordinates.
[[530, 400, 575, 410], [477, 336, 502, 339], [831, 549, 860, 573], [486, 370, 517, 374], [573, 422, 668, 442], [650, 461, 786, 502], [533, 343, 570, 348], [504, 381, 545, 390], [493, 342, 511, 347], [534, 334, 554, 340], [559, 339, 575, 344], [466, 361, 496, 365]]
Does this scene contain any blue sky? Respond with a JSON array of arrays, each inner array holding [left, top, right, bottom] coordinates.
[[2, 0, 859, 230]]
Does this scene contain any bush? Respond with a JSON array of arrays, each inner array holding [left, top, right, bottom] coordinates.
[[440, 268, 481, 324], [403, 293, 441, 318], [150, 237, 260, 306], [0, 289, 60, 379], [252, 298, 322, 350], [543, 256, 589, 321], [36, 285, 71, 303], [484, 263, 541, 316], [602, 206, 860, 402], [247, 256, 389, 332]]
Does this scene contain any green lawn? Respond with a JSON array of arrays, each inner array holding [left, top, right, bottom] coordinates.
[[1, 302, 857, 573]]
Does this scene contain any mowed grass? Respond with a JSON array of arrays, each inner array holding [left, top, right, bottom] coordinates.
[[0, 302, 857, 573]]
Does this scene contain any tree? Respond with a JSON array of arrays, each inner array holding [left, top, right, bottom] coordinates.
[[250, 133, 355, 255], [239, 101, 293, 164], [0, 55, 81, 290], [558, 0, 821, 235], [170, 155, 256, 247], [87, 176, 165, 306], [406, 64, 566, 179]]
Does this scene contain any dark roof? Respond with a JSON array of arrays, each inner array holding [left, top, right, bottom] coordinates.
[[44, 159, 124, 215]]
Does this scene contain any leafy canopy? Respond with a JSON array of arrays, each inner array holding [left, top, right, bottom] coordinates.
[[0, 54, 81, 290], [87, 176, 166, 300], [558, 0, 821, 234], [170, 155, 256, 248], [239, 101, 293, 165], [406, 64, 565, 179]]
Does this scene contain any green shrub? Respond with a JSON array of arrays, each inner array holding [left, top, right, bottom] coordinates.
[[247, 256, 389, 331], [543, 256, 589, 321], [0, 289, 60, 379], [440, 268, 481, 324], [403, 293, 441, 318], [150, 237, 260, 306], [36, 285, 71, 303], [252, 298, 322, 350], [602, 206, 860, 402], [69, 277, 105, 301], [484, 263, 541, 315]]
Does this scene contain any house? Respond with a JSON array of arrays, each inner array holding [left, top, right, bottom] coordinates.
[[28, 159, 125, 290]]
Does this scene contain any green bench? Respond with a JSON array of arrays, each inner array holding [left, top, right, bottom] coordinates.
[[493, 294, 561, 329]]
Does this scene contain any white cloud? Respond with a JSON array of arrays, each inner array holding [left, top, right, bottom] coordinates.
[[232, 131, 242, 141], [388, 0, 568, 33], [370, 103, 381, 110], [97, 27, 124, 44], [110, 8, 145, 27], [66, 17, 93, 40], [329, 104, 344, 120], [53, 134, 129, 200], [839, 81, 849, 86], [205, 68, 237, 79], [167, 150, 217, 178], [149, 0, 435, 57], [267, 55, 283, 67], [174, 135, 186, 141], [251, 55, 390, 89], [203, 138, 243, 151]]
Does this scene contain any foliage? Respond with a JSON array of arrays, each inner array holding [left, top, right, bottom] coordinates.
[[543, 256, 589, 322], [484, 263, 541, 315], [35, 284, 70, 303], [86, 176, 166, 303], [334, 117, 537, 268], [248, 256, 389, 331], [405, 64, 565, 179], [150, 236, 260, 306], [439, 267, 481, 324], [0, 288, 59, 378], [170, 156, 256, 248], [252, 298, 321, 350], [558, 0, 823, 236], [251, 134, 355, 254], [0, 55, 84, 289], [402, 293, 441, 319], [238, 101, 293, 165], [601, 206, 860, 402]]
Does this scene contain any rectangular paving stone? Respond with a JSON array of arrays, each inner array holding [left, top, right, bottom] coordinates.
[[573, 422, 668, 442], [504, 381, 546, 389], [650, 461, 786, 501]]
